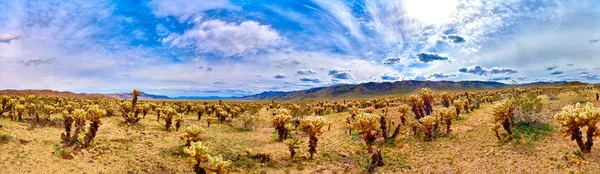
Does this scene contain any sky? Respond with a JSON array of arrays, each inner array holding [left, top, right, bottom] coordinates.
[[0, 0, 599, 97]]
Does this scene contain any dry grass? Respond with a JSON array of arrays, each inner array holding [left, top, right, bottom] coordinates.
[[1, 92, 600, 173]]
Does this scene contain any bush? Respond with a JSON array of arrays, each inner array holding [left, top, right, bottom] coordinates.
[[237, 113, 259, 131], [511, 92, 543, 124]]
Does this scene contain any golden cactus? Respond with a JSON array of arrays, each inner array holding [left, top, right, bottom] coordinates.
[[419, 115, 437, 141], [491, 99, 515, 141], [408, 95, 425, 119], [436, 107, 457, 133], [206, 155, 232, 174], [181, 126, 206, 147], [272, 112, 292, 141], [397, 104, 410, 124], [283, 136, 300, 159], [440, 92, 451, 108], [554, 103, 600, 153], [420, 88, 435, 116], [351, 113, 380, 152], [299, 116, 329, 159], [184, 141, 210, 174], [184, 141, 231, 174], [83, 105, 105, 145]]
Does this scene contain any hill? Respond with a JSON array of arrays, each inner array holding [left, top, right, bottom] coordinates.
[[107, 92, 170, 100], [241, 80, 584, 100], [0, 89, 108, 98]]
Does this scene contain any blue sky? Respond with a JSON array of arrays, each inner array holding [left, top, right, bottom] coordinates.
[[1, 0, 599, 97]]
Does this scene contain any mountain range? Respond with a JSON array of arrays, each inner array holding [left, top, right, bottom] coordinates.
[[0, 80, 587, 100]]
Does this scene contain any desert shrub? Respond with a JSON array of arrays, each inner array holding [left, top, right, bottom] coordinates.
[[364, 107, 375, 114], [299, 116, 329, 159], [511, 92, 543, 124], [554, 103, 600, 153], [512, 122, 553, 144], [491, 100, 515, 142], [237, 113, 259, 131]]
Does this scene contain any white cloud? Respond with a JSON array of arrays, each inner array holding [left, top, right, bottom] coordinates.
[[163, 20, 283, 56], [149, 0, 234, 21], [0, 34, 20, 43]]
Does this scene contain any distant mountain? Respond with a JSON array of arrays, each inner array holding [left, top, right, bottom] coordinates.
[[172, 96, 238, 100], [0, 89, 108, 98], [0, 80, 588, 101], [107, 92, 170, 100], [240, 80, 586, 100]]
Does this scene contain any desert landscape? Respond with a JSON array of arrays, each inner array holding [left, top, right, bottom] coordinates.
[[2, 0, 600, 173], [1, 84, 600, 173]]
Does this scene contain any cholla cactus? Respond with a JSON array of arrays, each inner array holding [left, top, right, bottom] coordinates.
[[272, 112, 292, 141], [351, 113, 380, 152], [491, 100, 515, 141], [453, 100, 463, 117], [83, 105, 106, 145], [397, 104, 410, 124], [184, 141, 210, 174], [419, 115, 437, 141], [299, 116, 329, 159], [175, 114, 184, 131], [162, 107, 176, 131], [440, 92, 451, 108], [67, 109, 87, 146], [420, 88, 435, 116], [554, 103, 600, 153], [349, 107, 360, 119], [436, 108, 457, 133], [43, 105, 56, 121], [283, 136, 300, 159], [184, 142, 232, 174], [408, 95, 425, 119], [139, 103, 151, 118], [181, 126, 206, 147], [61, 111, 73, 142], [206, 155, 232, 174], [195, 104, 206, 120], [14, 104, 26, 121]]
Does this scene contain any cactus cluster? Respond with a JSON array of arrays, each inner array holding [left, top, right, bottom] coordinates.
[[61, 105, 106, 146]]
